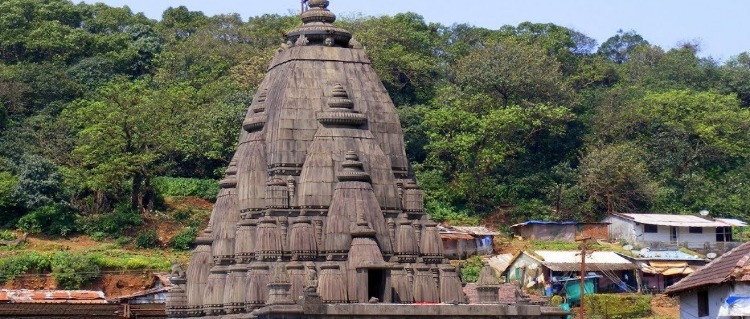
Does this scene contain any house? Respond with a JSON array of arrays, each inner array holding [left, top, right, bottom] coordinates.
[[439, 225, 499, 259], [604, 213, 747, 253], [665, 241, 750, 319], [617, 249, 708, 293], [510, 221, 609, 241], [503, 250, 638, 294]]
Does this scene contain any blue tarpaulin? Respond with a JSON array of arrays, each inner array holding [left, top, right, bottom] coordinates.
[[564, 278, 595, 305]]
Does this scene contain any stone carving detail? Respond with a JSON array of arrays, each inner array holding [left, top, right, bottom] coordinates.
[[170, 260, 186, 280], [305, 265, 318, 292], [295, 34, 309, 46]]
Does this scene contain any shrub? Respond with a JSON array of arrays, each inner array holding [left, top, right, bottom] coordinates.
[[77, 204, 143, 238], [50, 252, 99, 289], [152, 177, 219, 201], [584, 294, 652, 319], [115, 236, 132, 246], [550, 295, 564, 307], [86, 250, 171, 270], [460, 255, 485, 283], [135, 229, 159, 249], [171, 227, 197, 251], [172, 209, 192, 222], [425, 199, 480, 225], [0, 251, 52, 281], [90, 232, 107, 241], [16, 204, 77, 236], [0, 172, 21, 227], [0, 230, 16, 241]]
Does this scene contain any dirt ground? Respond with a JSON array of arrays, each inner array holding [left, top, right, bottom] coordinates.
[[651, 294, 680, 318], [2, 272, 158, 298]]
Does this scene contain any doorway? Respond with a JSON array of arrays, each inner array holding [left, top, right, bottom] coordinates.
[[367, 269, 386, 301], [670, 227, 678, 242]]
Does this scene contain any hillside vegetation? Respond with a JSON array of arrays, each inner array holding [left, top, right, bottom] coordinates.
[[1, 0, 749, 239]]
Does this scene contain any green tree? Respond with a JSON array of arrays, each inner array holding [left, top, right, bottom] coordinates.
[[597, 29, 649, 64], [579, 143, 656, 216], [12, 155, 63, 210], [453, 39, 570, 106], [339, 13, 442, 105], [721, 52, 750, 106], [0, 101, 7, 130], [420, 87, 572, 214], [635, 90, 750, 178]]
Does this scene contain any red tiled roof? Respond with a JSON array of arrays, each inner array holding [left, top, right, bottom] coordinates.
[[665, 241, 750, 295]]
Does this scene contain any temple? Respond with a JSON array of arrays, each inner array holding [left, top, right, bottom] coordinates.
[[166, 1, 567, 318]]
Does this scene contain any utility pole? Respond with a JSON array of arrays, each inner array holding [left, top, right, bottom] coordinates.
[[576, 236, 591, 319]]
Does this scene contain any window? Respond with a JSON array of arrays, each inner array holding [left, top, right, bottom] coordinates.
[[716, 227, 733, 241], [689, 227, 703, 234], [644, 224, 658, 233], [697, 290, 709, 317]]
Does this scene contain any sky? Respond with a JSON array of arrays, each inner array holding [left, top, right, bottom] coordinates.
[[77, 0, 750, 61]]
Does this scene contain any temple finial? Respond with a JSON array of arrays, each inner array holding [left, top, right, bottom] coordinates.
[[308, 0, 329, 9], [288, 0, 351, 46]]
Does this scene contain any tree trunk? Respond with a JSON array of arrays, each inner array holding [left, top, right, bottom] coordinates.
[[131, 172, 143, 211], [143, 175, 154, 212]]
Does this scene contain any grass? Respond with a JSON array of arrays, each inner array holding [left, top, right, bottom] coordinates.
[[0, 244, 188, 283]]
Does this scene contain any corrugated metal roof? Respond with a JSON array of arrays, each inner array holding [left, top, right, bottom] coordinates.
[[108, 286, 172, 303], [665, 241, 750, 295], [532, 251, 637, 271], [510, 220, 577, 228], [536, 250, 633, 265], [450, 226, 500, 236], [631, 250, 706, 261], [717, 218, 748, 227], [440, 233, 474, 240], [510, 220, 610, 228], [614, 213, 745, 227], [487, 254, 514, 274], [0, 290, 107, 303]]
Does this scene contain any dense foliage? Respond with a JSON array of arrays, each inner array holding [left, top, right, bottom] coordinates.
[[1, 0, 749, 235]]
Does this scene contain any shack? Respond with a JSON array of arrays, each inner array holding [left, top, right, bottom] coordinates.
[[617, 249, 707, 293], [439, 225, 499, 259], [510, 221, 609, 241], [503, 250, 638, 294]]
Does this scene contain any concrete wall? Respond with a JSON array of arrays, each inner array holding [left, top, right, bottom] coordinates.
[[605, 215, 721, 249], [679, 284, 730, 319], [505, 253, 542, 285], [604, 215, 637, 244]]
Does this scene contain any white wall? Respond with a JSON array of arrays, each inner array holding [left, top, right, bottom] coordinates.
[[679, 284, 730, 319], [604, 215, 637, 244], [640, 225, 671, 243], [605, 215, 722, 249]]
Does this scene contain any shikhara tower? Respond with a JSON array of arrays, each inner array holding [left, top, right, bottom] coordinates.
[[167, 1, 566, 318]]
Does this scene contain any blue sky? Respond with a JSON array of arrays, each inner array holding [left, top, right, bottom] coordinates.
[[78, 0, 750, 61]]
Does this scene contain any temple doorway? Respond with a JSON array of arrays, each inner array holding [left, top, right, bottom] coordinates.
[[368, 269, 386, 301]]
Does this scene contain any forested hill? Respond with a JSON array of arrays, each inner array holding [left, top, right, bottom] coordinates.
[[1, 0, 749, 235]]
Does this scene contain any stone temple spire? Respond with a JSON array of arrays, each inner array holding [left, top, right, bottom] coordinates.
[[287, 0, 352, 47], [167, 1, 570, 318]]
